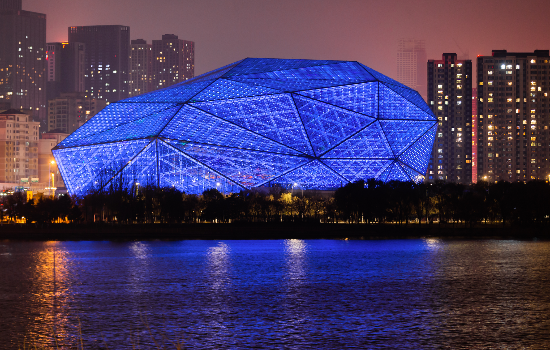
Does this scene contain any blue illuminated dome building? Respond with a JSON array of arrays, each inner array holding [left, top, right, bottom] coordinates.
[[53, 58, 437, 197]]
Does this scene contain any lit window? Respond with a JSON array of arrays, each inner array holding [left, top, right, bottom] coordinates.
[[531, 59, 536, 64], [501, 64, 505, 69], [488, 81, 493, 85], [488, 71, 493, 75], [437, 84, 443, 88], [516, 65, 520, 69]]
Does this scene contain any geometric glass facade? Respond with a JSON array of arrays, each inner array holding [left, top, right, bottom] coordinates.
[[52, 58, 437, 196]]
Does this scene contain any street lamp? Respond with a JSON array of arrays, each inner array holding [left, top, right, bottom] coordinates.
[[49, 160, 55, 197]]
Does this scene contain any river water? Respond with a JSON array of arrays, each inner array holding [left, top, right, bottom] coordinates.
[[0, 239, 549, 349]]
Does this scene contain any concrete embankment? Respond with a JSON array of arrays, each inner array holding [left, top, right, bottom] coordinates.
[[0, 223, 548, 241]]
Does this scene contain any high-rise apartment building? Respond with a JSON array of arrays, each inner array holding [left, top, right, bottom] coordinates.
[[472, 87, 478, 182], [152, 34, 194, 90], [47, 92, 106, 134], [477, 50, 550, 182], [0, 0, 46, 126], [426, 53, 472, 183], [0, 109, 39, 183], [68, 25, 130, 103], [129, 39, 152, 96], [46, 42, 85, 99], [397, 38, 427, 101]]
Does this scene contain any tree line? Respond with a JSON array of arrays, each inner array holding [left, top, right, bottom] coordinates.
[[2, 180, 550, 227]]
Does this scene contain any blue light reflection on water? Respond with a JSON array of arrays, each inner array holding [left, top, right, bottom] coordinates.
[[0, 239, 549, 349]]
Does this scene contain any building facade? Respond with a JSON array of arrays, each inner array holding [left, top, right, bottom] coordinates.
[[0, 109, 39, 183], [52, 58, 437, 197], [397, 38, 427, 101], [152, 34, 194, 90], [129, 39, 152, 96], [0, 0, 46, 126], [46, 42, 85, 99], [426, 53, 472, 183], [477, 50, 550, 182], [47, 92, 107, 134], [68, 25, 130, 103]]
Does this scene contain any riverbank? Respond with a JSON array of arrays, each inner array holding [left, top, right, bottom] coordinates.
[[0, 222, 549, 241]]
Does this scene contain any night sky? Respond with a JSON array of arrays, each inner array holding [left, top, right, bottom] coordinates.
[[25, 0, 550, 78]]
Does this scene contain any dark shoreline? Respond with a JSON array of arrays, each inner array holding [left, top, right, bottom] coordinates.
[[0, 223, 549, 241]]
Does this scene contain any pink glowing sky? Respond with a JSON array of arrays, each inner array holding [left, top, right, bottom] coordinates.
[[25, 0, 550, 79]]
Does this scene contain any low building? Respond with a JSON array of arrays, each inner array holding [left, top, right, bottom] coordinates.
[[0, 109, 39, 184]]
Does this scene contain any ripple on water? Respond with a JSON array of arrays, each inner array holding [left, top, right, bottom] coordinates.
[[0, 240, 549, 349]]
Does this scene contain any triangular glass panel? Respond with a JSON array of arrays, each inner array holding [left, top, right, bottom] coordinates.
[[382, 82, 434, 116], [380, 120, 436, 156], [268, 160, 346, 190], [159, 105, 300, 155], [157, 140, 242, 195], [116, 140, 158, 189], [223, 58, 338, 77], [119, 79, 215, 103], [57, 103, 178, 148], [52, 139, 150, 197], [398, 124, 437, 174], [62, 105, 181, 148], [400, 163, 426, 184], [234, 61, 375, 83], [228, 76, 346, 92], [297, 82, 378, 117], [191, 94, 314, 156], [378, 84, 434, 121], [321, 121, 393, 159], [169, 142, 310, 188], [293, 94, 375, 156], [322, 159, 393, 183], [378, 162, 410, 182], [190, 78, 281, 102]]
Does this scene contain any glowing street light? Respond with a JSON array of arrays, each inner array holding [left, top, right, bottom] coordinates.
[[49, 160, 56, 197]]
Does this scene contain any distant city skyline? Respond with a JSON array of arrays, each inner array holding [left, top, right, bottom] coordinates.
[[21, 0, 550, 80]]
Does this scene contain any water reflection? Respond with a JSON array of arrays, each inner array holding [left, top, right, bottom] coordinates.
[[206, 242, 231, 293], [1, 240, 550, 348], [282, 239, 309, 343], [127, 241, 151, 296], [24, 243, 74, 348], [284, 239, 307, 285]]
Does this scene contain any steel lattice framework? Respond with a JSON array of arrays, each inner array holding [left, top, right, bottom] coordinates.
[[53, 58, 437, 196]]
